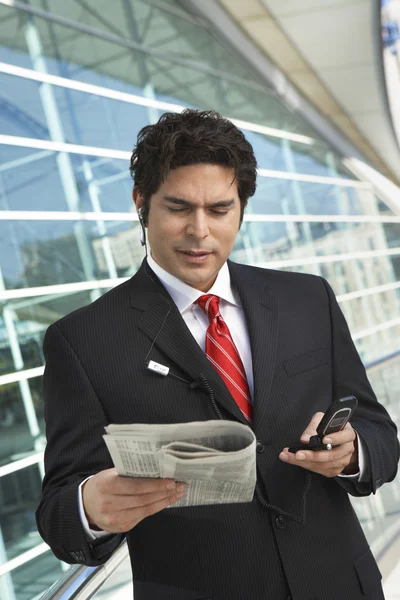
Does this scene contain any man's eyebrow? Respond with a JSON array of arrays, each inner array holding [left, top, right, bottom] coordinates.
[[163, 196, 235, 208]]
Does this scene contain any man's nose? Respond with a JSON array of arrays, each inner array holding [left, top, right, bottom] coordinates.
[[186, 211, 210, 239]]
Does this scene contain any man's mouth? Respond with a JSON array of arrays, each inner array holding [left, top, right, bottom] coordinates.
[[178, 250, 212, 263], [180, 250, 211, 256]]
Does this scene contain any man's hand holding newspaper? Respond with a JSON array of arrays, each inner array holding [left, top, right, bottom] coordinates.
[[103, 420, 257, 507], [82, 420, 256, 534]]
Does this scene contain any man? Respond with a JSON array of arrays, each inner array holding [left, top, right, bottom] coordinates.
[[37, 110, 399, 600]]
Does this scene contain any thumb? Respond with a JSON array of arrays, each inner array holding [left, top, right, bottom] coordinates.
[[300, 411, 324, 442]]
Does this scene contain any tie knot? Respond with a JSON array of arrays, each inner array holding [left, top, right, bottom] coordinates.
[[196, 294, 220, 322]]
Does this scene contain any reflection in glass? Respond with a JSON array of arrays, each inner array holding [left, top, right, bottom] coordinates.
[[0, 549, 65, 600], [0, 73, 150, 151], [250, 178, 394, 217], [0, 1, 320, 139], [0, 219, 144, 290], [233, 220, 397, 263], [0, 465, 43, 559], [0, 377, 45, 466], [0, 147, 69, 212]]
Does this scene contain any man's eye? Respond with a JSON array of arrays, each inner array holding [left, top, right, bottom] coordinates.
[[167, 207, 186, 212], [211, 210, 229, 215]]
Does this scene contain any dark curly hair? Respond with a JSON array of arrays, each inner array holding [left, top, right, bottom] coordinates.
[[129, 109, 257, 225]]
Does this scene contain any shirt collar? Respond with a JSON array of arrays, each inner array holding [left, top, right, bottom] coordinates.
[[146, 252, 240, 314]]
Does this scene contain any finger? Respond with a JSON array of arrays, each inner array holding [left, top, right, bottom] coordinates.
[[300, 412, 324, 442], [322, 423, 356, 446], [293, 441, 355, 464], [109, 477, 178, 496], [100, 493, 183, 533], [108, 485, 186, 512], [280, 442, 354, 467], [137, 492, 184, 522], [280, 449, 320, 471]]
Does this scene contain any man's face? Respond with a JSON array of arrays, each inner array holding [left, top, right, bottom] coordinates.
[[134, 163, 243, 292]]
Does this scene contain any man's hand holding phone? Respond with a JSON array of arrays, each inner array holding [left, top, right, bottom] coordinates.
[[279, 397, 359, 477]]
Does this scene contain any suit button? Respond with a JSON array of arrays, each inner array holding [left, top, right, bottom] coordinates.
[[275, 515, 286, 529], [256, 441, 265, 453], [286, 597, 292, 600]]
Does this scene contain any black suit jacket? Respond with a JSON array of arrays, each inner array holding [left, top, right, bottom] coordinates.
[[37, 260, 399, 600]]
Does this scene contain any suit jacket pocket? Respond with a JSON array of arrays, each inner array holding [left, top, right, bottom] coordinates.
[[134, 581, 212, 600], [354, 548, 383, 597], [284, 348, 328, 377]]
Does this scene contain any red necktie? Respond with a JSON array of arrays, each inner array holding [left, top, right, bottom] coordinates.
[[197, 295, 252, 423]]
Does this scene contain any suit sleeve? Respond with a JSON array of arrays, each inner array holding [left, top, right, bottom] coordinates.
[[321, 278, 399, 496], [35, 323, 124, 565]]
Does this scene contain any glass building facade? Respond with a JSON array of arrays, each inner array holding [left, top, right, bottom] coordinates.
[[0, 1, 399, 598]]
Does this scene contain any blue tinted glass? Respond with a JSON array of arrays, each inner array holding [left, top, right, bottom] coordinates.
[[0, 220, 143, 289], [249, 177, 382, 216], [0, 146, 69, 211], [0, 73, 149, 151]]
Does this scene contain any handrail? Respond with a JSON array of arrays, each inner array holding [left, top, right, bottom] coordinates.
[[365, 349, 400, 374], [38, 542, 129, 600], [36, 348, 400, 599]]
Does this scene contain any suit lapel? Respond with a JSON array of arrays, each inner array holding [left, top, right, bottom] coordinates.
[[228, 261, 279, 432], [129, 261, 248, 425]]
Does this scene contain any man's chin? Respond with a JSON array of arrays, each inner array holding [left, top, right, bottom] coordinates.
[[180, 270, 218, 292]]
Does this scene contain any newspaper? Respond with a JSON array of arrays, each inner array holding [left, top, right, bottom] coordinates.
[[103, 420, 256, 506]]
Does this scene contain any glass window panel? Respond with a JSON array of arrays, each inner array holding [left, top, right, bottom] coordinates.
[[0, 219, 143, 290], [0, 75, 49, 140], [355, 330, 400, 371], [249, 178, 397, 217], [0, 4, 322, 140], [232, 223, 400, 362], [0, 549, 65, 600], [0, 5, 30, 66], [232, 220, 399, 276], [0, 464, 44, 560], [0, 290, 104, 368], [154, 63, 318, 137], [330, 155, 360, 180], [248, 137, 371, 179], [368, 361, 400, 413], [93, 553, 133, 599], [50, 87, 149, 151], [290, 143, 345, 178], [32, 0, 134, 40], [0, 148, 133, 213], [2, 217, 397, 290], [0, 376, 44, 466], [25, 0, 265, 86], [79, 161, 133, 212], [0, 5, 151, 98], [0, 147, 71, 212], [0, 73, 150, 151], [245, 134, 287, 172], [0, 312, 46, 375], [383, 222, 400, 248]]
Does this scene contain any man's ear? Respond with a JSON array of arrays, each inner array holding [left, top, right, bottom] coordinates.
[[239, 199, 248, 229], [132, 187, 142, 211], [133, 189, 147, 221]]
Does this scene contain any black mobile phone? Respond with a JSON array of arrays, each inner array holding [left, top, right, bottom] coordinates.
[[316, 395, 358, 438], [288, 395, 358, 453]]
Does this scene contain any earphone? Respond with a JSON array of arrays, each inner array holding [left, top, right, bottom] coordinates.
[[138, 207, 146, 247]]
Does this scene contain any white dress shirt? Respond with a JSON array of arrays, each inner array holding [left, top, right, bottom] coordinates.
[[78, 254, 364, 540], [146, 253, 254, 398]]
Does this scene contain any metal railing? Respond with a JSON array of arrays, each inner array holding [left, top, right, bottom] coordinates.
[[37, 543, 129, 600]]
